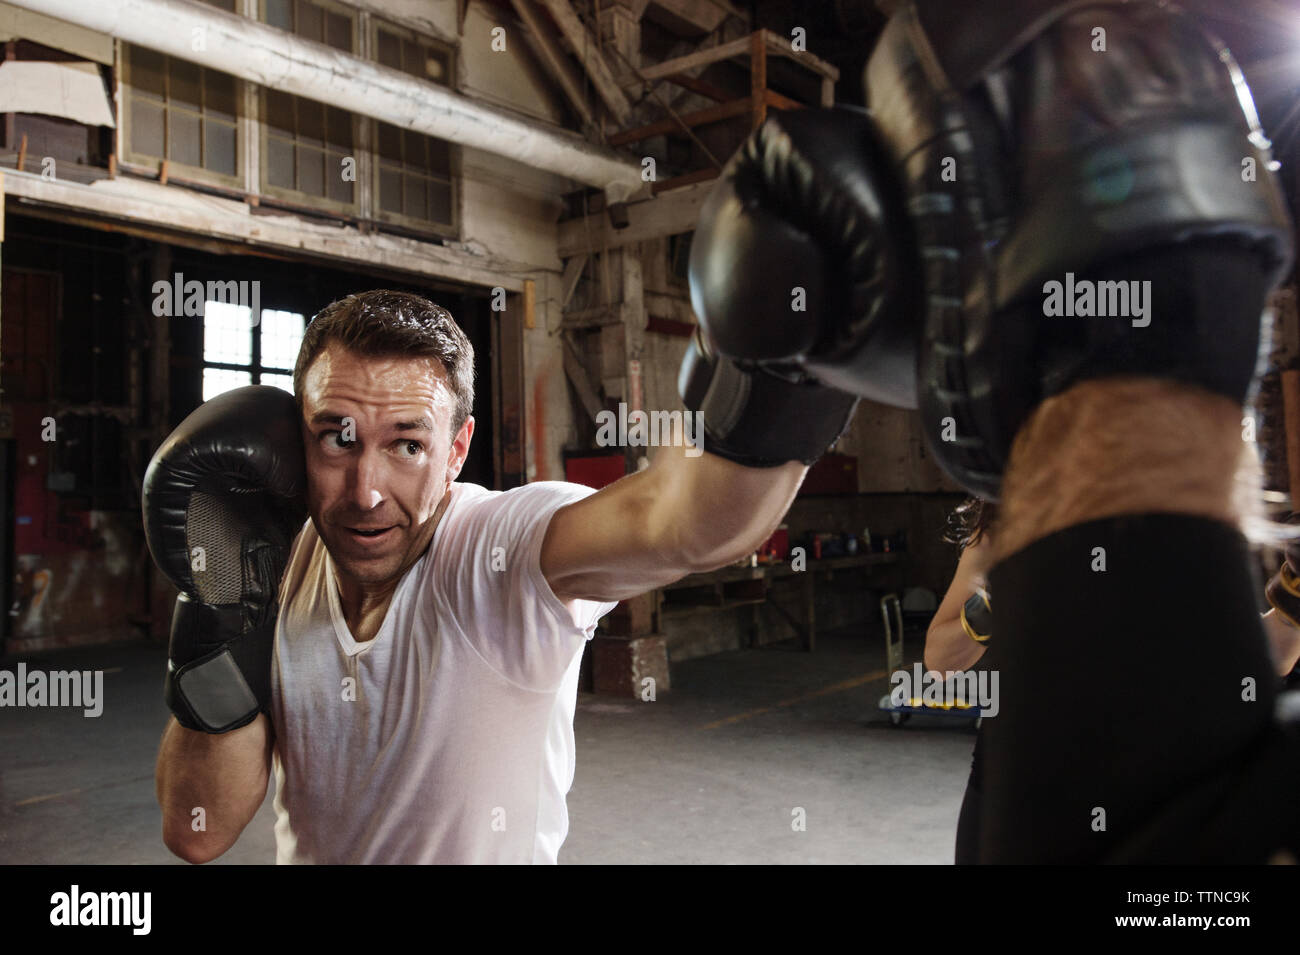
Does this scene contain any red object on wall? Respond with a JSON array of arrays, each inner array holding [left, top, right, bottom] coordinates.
[[799, 452, 858, 495], [759, 525, 789, 561], [564, 452, 627, 490]]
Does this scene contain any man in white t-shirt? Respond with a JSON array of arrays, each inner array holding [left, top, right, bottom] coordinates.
[[269, 479, 611, 863], [149, 288, 855, 863]]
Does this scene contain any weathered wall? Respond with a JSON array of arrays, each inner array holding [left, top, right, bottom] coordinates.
[[456, 0, 589, 484], [835, 401, 960, 494], [0, 0, 609, 651]]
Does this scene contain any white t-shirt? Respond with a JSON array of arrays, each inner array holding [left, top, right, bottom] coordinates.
[[269, 480, 615, 864]]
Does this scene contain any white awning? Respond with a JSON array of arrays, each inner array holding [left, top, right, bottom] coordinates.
[[0, 1, 115, 64], [0, 60, 115, 127]]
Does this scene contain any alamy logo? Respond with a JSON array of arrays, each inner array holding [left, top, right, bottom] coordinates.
[[0, 663, 103, 717], [595, 403, 703, 457], [889, 663, 999, 717], [1042, 272, 1151, 328], [50, 885, 151, 935], [152, 271, 262, 324]]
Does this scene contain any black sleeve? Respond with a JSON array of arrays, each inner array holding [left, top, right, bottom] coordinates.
[[979, 513, 1300, 863]]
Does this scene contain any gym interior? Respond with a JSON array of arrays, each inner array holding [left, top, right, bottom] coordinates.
[[1, 0, 1298, 866]]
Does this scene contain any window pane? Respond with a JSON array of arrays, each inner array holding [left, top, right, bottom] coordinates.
[[265, 89, 294, 137], [266, 135, 295, 188], [429, 181, 452, 224], [203, 367, 253, 402], [204, 118, 237, 175], [378, 122, 400, 162], [203, 300, 254, 365], [325, 106, 351, 151], [130, 97, 165, 156], [426, 50, 449, 85], [403, 129, 424, 164], [260, 309, 305, 370], [297, 143, 324, 196], [298, 98, 324, 146], [206, 71, 236, 121], [402, 39, 422, 79], [403, 174, 426, 220], [170, 59, 202, 112], [260, 373, 294, 394], [265, 0, 291, 31], [297, 0, 322, 42], [130, 46, 165, 100], [327, 153, 353, 203], [379, 165, 402, 212], [326, 12, 351, 52], [426, 136, 450, 175], [377, 29, 401, 68], [169, 110, 202, 166]]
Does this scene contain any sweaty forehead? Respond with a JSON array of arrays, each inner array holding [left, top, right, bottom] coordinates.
[[302, 344, 454, 422]]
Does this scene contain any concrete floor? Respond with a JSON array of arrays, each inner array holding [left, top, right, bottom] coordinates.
[[0, 629, 975, 864]]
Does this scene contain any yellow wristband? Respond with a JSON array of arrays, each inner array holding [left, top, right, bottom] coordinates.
[[960, 591, 992, 644]]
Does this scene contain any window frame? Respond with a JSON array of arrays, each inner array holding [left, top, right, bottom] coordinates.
[[256, 0, 362, 215], [201, 303, 304, 399], [119, 44, 244, 188], [368, 16, 460, 239]]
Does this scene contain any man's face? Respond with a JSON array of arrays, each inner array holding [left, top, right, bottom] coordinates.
[[300, 342, 473, 590]]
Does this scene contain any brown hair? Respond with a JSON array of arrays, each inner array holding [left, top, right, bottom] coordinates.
[[294, 290, 475, 434], [944, 496, 998, 549]]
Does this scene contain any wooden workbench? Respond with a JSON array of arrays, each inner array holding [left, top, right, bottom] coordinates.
[[659, 552, 904, 652]]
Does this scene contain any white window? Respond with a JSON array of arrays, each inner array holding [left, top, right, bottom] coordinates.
[[202, 301, 305, 401]]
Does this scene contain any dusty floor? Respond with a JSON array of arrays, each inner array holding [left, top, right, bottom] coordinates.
[[0, 629, 975, 864]]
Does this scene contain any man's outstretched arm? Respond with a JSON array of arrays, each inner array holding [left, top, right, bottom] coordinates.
[[542, 445, 805, 603]]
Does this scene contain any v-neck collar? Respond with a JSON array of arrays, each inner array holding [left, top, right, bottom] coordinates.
[[321, 483, 461, 657]]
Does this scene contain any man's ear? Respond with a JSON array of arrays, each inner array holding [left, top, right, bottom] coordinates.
[[446, 415, 475, 483]]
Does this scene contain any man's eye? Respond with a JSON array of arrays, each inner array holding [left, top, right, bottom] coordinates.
[[398, 440, 423, 458], [321, 432, 350, 450]]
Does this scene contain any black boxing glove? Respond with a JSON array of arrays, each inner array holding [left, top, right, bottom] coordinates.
[[677, 328, 857, 467], [143, 386, 306, 733], [682, 106, 917, 467]]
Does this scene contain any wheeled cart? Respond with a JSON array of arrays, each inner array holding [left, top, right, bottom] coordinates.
[[876, 593, 983, 728]]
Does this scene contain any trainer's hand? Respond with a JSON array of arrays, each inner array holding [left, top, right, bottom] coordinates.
[[864, 0, 1293, 498]]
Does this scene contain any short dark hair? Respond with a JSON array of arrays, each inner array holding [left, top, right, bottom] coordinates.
[[294, 290, 475, 434], [944, 496, 998, 549]]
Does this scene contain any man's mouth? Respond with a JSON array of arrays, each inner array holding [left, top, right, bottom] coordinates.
[[344, 526, 396, 541]]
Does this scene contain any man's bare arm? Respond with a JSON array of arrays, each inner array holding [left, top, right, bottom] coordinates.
[[156, 714, 273, 864], [542, 444, 805, 603]]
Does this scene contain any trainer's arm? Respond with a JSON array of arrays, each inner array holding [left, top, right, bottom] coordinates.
[[1262, 608, 1300, 676], [156, 714, 273, 863], [924, 539, 991, 674], [542, 444, 804, 602]]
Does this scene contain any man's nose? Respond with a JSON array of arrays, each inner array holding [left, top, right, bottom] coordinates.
[[346, 449, 385, 511]]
